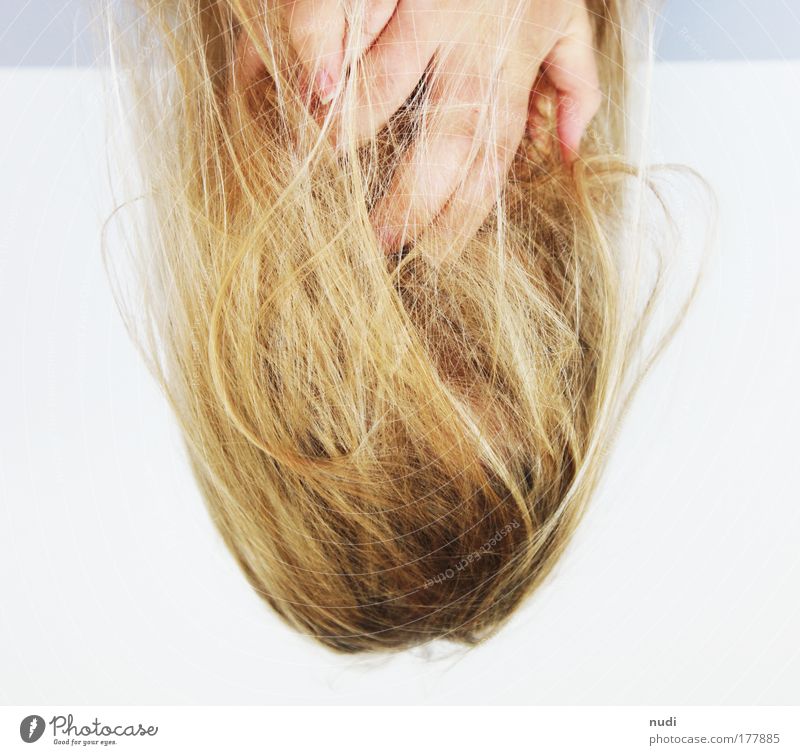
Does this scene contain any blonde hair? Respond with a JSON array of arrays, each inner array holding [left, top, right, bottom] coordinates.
[[105, 0, 695, 652]]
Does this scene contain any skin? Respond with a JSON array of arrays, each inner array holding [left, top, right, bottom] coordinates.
[[239, 1, 601, 257]]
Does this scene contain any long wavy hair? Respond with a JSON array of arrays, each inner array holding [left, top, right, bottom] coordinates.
[[104, 0, 697, 652]]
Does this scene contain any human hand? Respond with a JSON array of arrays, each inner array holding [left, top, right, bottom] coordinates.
[[238, 0, 399, 103], [240, 1, 601, 257]]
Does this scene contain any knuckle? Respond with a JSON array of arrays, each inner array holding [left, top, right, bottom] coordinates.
[[428, 98, 483, 142], [447, 108, 483, 141]]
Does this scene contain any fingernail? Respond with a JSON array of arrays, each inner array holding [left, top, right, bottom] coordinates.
[[315, 68, 336, 105]]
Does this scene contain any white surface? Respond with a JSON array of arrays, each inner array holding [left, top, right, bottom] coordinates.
[[1, 62, 799, 705]]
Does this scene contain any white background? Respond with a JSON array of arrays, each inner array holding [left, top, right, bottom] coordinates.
[[4, 0, 800, 66], [1, 61, 799, 705]]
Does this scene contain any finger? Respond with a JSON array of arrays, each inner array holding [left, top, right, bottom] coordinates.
[[371, 115, 476, 253], [344, 0, 398, 63], [423, 71, 533, 266], [285, 0, 347, 104], [422, 140, 522, 269], [376, 53, 535, 259], [236, 27, 268, 88], [370, 51, 496, 252], [538, 3, 601, 163], [340, 0, 441, 142]]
